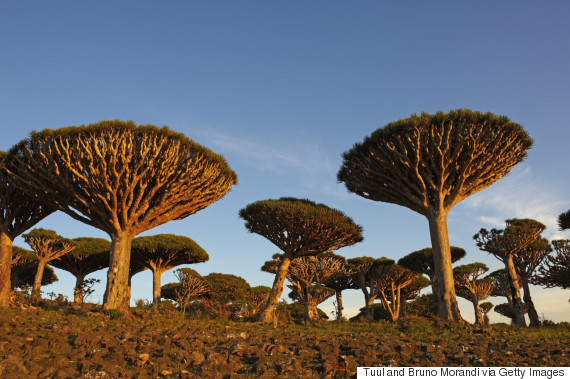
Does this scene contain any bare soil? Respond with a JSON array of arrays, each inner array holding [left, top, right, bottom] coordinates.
[[0, 305, 568, 378]]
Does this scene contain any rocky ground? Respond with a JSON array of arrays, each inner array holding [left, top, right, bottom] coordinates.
[[0, 305, 568, 378]]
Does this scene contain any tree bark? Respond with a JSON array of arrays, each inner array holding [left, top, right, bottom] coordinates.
[[427, 211, 464, 323], [0, 231, 13, 307], [335, 290, 343, 321], [504, 256, 526, 327], [306, 301, 320, 321], [32, 259, 47, 299], [471, 292, 483, 326], [152, 268, 163, 305], [74, 273, 86, 303], [521, 277, 540, 327], [364, 295, 375, 321], [103, 232, 133, 312], [258, 255, 291, 323]]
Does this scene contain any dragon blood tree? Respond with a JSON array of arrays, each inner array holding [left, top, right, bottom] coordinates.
[[559, 210, 570, 231], [50, 237, 110, 303], [533, 239, 570, 293], [347, 256, 394, 322], [453, 263, 494, 326], [6, 120, 237, 312], [398, 246, 466, 299], [240, 197, 363, 323], [377, 264, 423, 322], [513, 236, 551, 326], [322, 253, 358, 321], [11, 246, 58, 289], [22, 228, 76, 299], [267, 253, 350, 321], [474, 218, 545, 327], [131, 234, 208, 305], [0, 151, 54, 307], [338, 109, 532, 322]]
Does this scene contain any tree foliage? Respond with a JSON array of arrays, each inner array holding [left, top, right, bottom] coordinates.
[[558, 210, 570, 231], [533, 239, 570, 290], [348, 256, 394, 321]]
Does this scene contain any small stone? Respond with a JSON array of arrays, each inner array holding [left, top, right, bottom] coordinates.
[[136, 353, 150, 366]]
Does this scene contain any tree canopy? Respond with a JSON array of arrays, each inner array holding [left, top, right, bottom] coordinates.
[[533, 239, 570, 291], [5, 120, 237, 311], [11, 246, 58, 289]]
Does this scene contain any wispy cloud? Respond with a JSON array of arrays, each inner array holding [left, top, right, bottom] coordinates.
[[465, 166, 569, 239], [194, 128, 351, 199]]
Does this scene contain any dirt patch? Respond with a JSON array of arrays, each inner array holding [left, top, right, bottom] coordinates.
[[0, 307, 568, 378]]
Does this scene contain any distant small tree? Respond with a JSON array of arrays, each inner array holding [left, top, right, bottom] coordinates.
[[22, 229, 76, 299], [513, 237, 552, 326], [50, 237, 110, 303], [486, 269, 519, 305], [494, 302, 527, 323], [558, 210, 570, 231], [377, 264, 422, 322], [131, 234, 209, 305], [172, 268, 210, 317], [338, 110, 532, 321], [348, 256, 394, 321], [286, 254, 351, 321], [453, 263, 494, 326], [479, 302, 494, 326], [395, 275, 431, 319], [10, 247, 58, 289], [398, 246, 466, 299], [532, 239, 570, 292], [0, 151, 54, 307], [322, 254, 357, 321], [474, 219, 545, 327], [240, 197, 363, 323], [245, 286, 272, 317]]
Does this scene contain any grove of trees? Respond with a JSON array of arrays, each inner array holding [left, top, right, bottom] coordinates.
[[1, 112, 568, 329]]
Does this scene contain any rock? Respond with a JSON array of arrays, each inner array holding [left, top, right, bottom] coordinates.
[[0, 354, 29, 376], [136, 353, 150, 366]]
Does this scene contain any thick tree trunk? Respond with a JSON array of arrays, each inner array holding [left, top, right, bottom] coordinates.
[[504, 256, 526, 327], [0, 231, 13, 307], [258, 256, 291, 323], [364, 294, 375, 321], [32, 260, 47, 299], [521, 277, 540, 327], [427, 211, 463, 323], [152, 268, 163, 305], [306, 301, 320, 321], [103, 232, 133, 312], [335, 290, 343, 321], [74, 273, 86, 303], [471, 292, 483, 326]]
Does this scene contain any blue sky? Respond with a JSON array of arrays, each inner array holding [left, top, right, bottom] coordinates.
[[1, 1, 569, 323]]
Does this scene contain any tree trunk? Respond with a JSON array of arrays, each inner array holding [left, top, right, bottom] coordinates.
[[74, 273, 86, 303], [427, 211, 464, 323], [103, 232, 133, 312], [258, 255, 291, 323], [504, 256, 526, 327], [471, 292, 483, 326], [306, 301, 320, 321], [0, 231, 13, 307], [521, 277, 540, 327], [364, 294, 375, 321], [32, 259, 47, 299], [152, 268, 163, 305], [335, 290, 343, 321]]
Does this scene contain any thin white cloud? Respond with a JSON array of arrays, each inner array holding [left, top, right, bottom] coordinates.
[[465, 166, 570, 239]]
